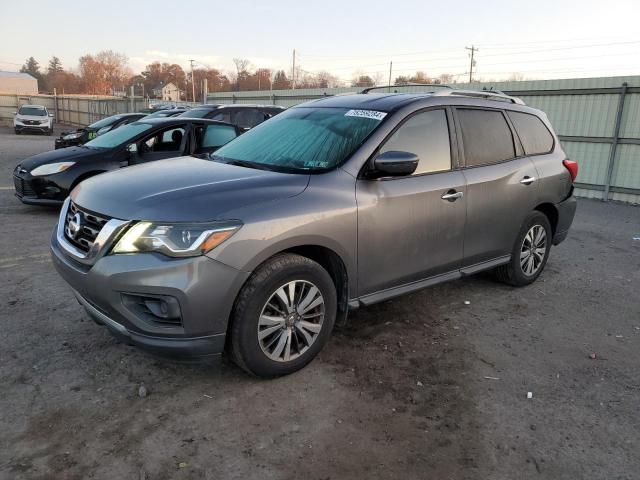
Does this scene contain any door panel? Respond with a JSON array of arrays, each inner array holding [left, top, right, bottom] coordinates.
[[461, 159, 539, 265], [356, 171, 466, 296]]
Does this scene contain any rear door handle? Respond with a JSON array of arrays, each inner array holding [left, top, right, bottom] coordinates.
[[441, 190, 464, 201], [520, 176, 536, 185]]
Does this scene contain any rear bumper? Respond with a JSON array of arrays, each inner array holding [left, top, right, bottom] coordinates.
[[553, 195, 577, 245]]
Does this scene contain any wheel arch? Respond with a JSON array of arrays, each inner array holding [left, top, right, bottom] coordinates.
[[70, 170, 107, 193], [534, 202, 559, 236]]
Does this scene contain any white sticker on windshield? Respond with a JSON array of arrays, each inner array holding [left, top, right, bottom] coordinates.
[[344, 109, 387, 121]]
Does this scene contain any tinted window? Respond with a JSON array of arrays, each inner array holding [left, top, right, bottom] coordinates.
[[458, 109, 515, 166], [508, 111, 554, 155], [179, 108, 212, 118], [214, 107, 383, 173], [210, 111, 231, 123], [235, 109, 265, 129], [200, 124, 237, 148], [18, 106, 46, 116], [379, 109, 451, 175]]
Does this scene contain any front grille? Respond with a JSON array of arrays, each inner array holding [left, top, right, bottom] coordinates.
[[64, 201, 111, 253], [22, 119, 42, 125], [13, 175, 36, 197]]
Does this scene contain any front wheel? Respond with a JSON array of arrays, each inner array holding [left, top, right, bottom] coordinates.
[[14, 129, 21, 135], [495, 211, 552, 287], [228, 253, 337, 377]]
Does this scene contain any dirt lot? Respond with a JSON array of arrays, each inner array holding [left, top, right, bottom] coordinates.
[[0, 126, 638, 480]]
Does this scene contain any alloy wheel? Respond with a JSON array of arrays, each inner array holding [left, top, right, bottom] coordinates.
[[520, 224, 547, 276], [257, 280, 325, 362]]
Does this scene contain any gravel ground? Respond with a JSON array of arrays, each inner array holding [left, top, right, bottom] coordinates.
[[0, 126, 639, 480]]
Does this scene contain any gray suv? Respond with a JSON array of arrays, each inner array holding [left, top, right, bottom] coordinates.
[[50, 87, 577, 377]]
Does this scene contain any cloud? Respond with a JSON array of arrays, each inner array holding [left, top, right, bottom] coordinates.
[[128, 51, 288, 74]]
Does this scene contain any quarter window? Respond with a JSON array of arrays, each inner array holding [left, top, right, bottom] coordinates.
[[457, 109, 515, 166], [507, 111, 554, 155], [379, 109, 451, 175]]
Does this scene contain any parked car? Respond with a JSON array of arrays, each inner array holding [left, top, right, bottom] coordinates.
[[144, 108, 188, 119], [54, 113, 148, 149], [14, 117, 241, 205], [14, 105, 54, 135], [50, 88, 577, 377], [179, 104, 285, 130]]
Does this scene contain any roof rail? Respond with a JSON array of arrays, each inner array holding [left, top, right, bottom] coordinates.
[[432, 89, 526, 105], [360, 83, 452, 94]]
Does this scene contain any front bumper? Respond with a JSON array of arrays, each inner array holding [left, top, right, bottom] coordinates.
[[13, 168, 67, 206], [15, 122, 51, 133], [50, 226, 249, 357]]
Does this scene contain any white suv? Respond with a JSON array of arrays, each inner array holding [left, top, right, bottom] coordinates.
[[14, 105, 54, 135]]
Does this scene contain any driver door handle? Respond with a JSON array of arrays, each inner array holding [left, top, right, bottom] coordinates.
[[441, 190, 464, 201], [520, 176, 536, 185]]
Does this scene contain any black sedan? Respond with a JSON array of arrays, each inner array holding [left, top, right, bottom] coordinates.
[[14, 118, 242, 206], [54, 113, 147, 149]]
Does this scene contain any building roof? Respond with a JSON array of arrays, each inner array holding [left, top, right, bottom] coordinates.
[[0, 71, 36, 80]]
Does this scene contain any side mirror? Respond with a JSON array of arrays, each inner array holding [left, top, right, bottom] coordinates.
[[371, 151, 419, 177], [13, 111, 17, 116], [49, 113, 54, 117], [126, 143, 138, 154]]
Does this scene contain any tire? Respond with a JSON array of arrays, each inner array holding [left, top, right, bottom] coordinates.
[[15, 129, 21, 135], [228, 253, 337, 377], [495, 211, 552, 287], [47, 128, 53, 136]]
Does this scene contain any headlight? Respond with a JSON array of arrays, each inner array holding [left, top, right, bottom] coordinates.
[[96, 125, 112, 135], [112, 221, 242, 257], [63, 132, 83, 140], [30, 162, 76, 176]]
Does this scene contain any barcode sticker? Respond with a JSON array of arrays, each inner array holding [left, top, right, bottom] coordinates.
[[344, 109, 387, 121]]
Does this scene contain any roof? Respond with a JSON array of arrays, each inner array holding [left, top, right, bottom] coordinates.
[[135, 117, 236, 128], [0, 71, 36, 80]]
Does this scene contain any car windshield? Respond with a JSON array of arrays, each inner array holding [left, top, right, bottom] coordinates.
[[212, 107, 385, 173], [88, 115, 122, 129], [179, 108, 212, 118], [84, 122, 152, 149], [19, 106, 46, 116]]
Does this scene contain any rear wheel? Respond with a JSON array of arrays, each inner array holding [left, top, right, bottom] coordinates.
[[495, 211, 552, 287], [228, 253, 337, 377]]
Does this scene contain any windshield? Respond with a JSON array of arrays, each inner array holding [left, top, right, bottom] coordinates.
[[212, 107, 385, 173], [179, 108, 212, 118], [18, 106, 46, 116], [84, 122, 152, 149], [88, 115, 123, 129]]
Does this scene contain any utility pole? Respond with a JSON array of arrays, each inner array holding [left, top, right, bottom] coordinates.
[[291, 49, 296, 90], [388, 61, 393, 92], [203, 78, 208, 104], [189, 59, 196, 102], [465, 46, 477, 83]]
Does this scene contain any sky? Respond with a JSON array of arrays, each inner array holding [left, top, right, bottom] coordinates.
[[1, 0, 640, 83]]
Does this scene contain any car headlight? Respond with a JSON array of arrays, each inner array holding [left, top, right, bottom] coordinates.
[[96, 125, 112, 135], [63, 132, 83, 140], [30, 162, 76, 176], [112, 221, 242, 257]]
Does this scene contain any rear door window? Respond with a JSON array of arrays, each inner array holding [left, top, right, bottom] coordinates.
[[457, 109, 515, 166], [234, 108, 266, 129], [507, 111, 554, 155], [378, 109, 451, 175]]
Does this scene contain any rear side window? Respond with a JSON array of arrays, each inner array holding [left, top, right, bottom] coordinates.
[[235, 109, 266, 129], [202, 124, 237, 148], [507, 111, 554, 155], [379, 109, 451, 175], [457, 109, 515, 166]]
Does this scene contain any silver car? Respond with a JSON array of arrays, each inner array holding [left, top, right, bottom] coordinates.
[[51, 88, 577, 377]]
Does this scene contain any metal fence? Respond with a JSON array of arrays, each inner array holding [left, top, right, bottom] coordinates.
[[0, 93, 148, 128], [207, 76, 640, 204]]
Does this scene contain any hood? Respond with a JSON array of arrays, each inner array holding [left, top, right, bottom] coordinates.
[[19, 146, 104, 172], [72, 156, 310, 222]]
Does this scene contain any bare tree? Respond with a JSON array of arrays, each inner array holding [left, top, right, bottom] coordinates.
[[233, 58, 252, 91]]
